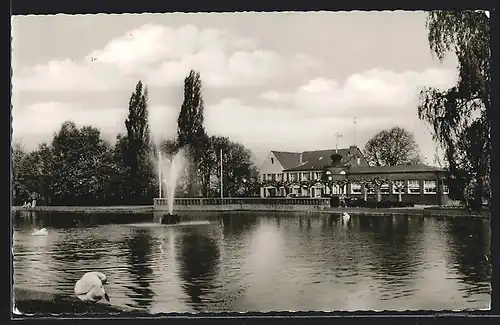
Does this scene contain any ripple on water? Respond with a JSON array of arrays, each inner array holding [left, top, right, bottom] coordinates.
[[12, 214, 491, 312]]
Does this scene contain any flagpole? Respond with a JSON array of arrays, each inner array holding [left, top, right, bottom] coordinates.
[[158, 149, 162, 199], [220, 149, 223, 199]]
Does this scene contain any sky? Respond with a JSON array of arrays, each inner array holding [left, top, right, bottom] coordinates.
[[11, 11, 459, 166]]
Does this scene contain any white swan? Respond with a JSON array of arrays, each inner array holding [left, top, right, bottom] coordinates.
[[341, 212, 350, 223], [31, 228, 48, 236], [74, 271, 110, 305]]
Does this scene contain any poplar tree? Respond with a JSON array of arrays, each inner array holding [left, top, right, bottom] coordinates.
[[177, 70, 209, 196], [121, 80, 155, 203]]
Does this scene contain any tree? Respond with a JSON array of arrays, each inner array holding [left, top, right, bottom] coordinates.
[[418, 10, 490, 211], [392, 180, 406, 202], [370, 176, 389, 202], [357, 178, 374, 201], [177, 70, 209, 196], [160, 139, 180, 157], [12, 142, 27, 205], [29, 143, 54, 205], [363, 127, 422, 166], [50, 121, 117, 205], [355, 177, 388, 202], [208, 136, 259, 197], [120, 80, 156, 204]]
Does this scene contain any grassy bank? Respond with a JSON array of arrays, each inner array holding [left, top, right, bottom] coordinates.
[[13, 287, 139, 316], [12, 204, 490, 218], [325, 206, 490, 219], [12, 205, 154, 214]]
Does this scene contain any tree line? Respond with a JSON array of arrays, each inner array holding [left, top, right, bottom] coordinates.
[[13, 11, 490, 212], [12, 71, 260, 206]]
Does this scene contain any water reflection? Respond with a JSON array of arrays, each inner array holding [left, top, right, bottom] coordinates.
[[121, 228, 155, 309], [12, 211, 491, 312], [221, 213, 259, 237], [176, 227, 220, 310], [367, 216, 424, 302], [444, 218, 491, 297]]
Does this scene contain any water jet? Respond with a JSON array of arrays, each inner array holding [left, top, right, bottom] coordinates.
[[156, 149, 187, 225]]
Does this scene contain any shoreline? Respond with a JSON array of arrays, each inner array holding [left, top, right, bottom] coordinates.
[[13, 287, 140, 315], [12, 204, 490, 219]]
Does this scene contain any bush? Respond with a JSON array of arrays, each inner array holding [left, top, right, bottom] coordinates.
[[346, 197, 366, 207], [330, 196, 340, 207], [376, 200, 415, 208]]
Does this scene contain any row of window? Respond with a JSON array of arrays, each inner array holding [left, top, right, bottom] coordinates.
[[348, 181, 447, 195], [263, 172, 322, 182], [263, 178, 449, 195]]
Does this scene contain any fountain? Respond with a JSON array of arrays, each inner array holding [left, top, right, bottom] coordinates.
[[157, 149, 187, 225]]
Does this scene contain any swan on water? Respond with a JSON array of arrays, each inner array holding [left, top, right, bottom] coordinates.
[[341, 212, 350, 223], [74, 271, 110, 306], [31, 228, 47, 236]]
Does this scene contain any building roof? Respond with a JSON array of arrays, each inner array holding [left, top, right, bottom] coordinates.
[[284, 148, 355, 172], [271, 151, 302, 170], [348, 164, 445, 174]]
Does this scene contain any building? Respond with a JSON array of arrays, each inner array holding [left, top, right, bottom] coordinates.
[[259, 146, 449, 205]]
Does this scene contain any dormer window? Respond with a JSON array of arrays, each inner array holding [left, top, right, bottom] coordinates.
[[357, 157, 360, 165], [271, 158, 274, 164]]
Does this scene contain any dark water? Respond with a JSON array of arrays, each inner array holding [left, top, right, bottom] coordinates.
[[13, 211, 491, 312]]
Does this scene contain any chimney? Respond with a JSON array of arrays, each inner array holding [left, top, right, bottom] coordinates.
[[349, 145, 357, 154]]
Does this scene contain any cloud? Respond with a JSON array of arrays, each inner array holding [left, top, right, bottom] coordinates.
[[260, 67, 457, 118], [205, 81, 446, 165], [12, 101, 179, 150], [13, 24, 318, 92], [204, 98, 412, 152], [13, 93, 441, 166]]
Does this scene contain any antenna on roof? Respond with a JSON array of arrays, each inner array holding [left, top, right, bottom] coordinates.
[[353, 117, 357, 146], [335, 133, 343, 153]]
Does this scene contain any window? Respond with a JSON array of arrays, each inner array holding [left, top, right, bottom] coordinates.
[[271, 173, 276, 181], [271, 158, 274, 164], [332, 184, 347, 194], [392, 181, 405, 194], [407, 180, 420, 194], [443, 183, 449, 194], [380, 183, 390, 194], [357, 157, 361, 165], [302, 172, 310, 181], [424, 180, 437, 194], [366, 185, 375, 194], [351, 183, 362, 194], [277, 173, 283, 181]]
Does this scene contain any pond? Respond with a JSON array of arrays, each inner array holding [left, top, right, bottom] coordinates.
[[12, 211, 491, 313]]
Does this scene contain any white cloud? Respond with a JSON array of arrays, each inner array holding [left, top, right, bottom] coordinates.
[[13, 24, 318, 92], [12, 101, 179, 150], [12, 93, 442, 166], [260, 67, 457, 118], [205, 98, 410, 152]]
